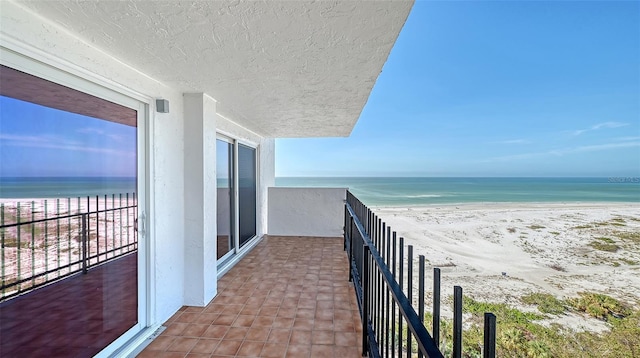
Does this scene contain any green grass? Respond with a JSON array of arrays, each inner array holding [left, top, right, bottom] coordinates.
[[567, 292, 631, 321], [620, 258, 639, 266], [614, 231, 640, 243], [420, 293, 640, 357], [573, 224, 593, 229], [595, 237, 615, 244], [589, 241, 620, 252], [528, 225, 546, 230], [521, 293, 567, 315], [550, 231, 560, 235]]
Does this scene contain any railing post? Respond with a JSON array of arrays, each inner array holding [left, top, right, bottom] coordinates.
[[362, 244, 370, 357], [82, 213, 88, 274], [433, 268, 441, 347], [453, 286, 463, 358], [418, 255, 425, 358], [483, 313, 496, 358], [349, 216, 354, 282]]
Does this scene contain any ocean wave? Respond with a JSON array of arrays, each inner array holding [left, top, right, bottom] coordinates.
[[404, 194, 446, 198]]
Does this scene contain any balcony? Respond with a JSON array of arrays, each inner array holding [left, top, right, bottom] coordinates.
[[138, 235, 362, 357]]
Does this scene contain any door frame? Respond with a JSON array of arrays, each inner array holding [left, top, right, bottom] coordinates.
[[215, 132, 260, 268], [0, 41, 156, 357]]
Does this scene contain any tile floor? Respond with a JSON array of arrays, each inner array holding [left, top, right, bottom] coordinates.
[[138, 236, 363, 358]]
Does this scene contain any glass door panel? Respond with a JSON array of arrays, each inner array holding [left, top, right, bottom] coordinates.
[[216, 140, 234, 260], [0, 65, 140, 357], [238, 144, 256, 248]]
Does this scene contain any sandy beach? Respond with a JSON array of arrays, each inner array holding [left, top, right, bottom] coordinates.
[[373, 202, 640, 332]]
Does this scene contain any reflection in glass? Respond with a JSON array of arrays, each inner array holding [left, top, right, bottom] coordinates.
[[238, 144, 256, 247], [216, 140, 234, 259]]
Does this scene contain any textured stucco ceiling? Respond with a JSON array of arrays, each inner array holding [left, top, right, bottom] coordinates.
[[15, 1, 413, 138]]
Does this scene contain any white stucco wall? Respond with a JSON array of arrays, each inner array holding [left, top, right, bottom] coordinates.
[[268, 187, 346, 237], [0, 0, 276, 333], [183, 93, 218, 306]]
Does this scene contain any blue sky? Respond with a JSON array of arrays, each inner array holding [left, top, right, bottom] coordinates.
[[0, 96, 136, 177], [276, 1, 640, 177]]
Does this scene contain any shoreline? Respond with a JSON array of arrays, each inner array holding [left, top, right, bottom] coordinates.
[[370, 201, 640, 209], [373, 202, 640, 332]]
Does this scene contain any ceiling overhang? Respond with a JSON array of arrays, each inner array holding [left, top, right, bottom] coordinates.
[[13, 1, 414, 138]]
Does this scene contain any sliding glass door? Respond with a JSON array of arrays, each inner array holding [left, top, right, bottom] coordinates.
[[216, 139, 234, 261], [238, 144, 257, 248], [216, 138, 257, 264]]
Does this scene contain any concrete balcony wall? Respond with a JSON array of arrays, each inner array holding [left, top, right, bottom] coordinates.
[[268, 187, 347, 237]]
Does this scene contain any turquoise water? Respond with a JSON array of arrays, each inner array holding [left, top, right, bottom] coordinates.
[[0, 177, 136, 198], [276, 177, 640, 206], [2, 176, 638, 205]]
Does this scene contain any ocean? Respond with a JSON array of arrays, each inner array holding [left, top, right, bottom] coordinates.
[[1, 177, 638, 206], [276, 177, 640, 206], [0, 177, 137, 199]]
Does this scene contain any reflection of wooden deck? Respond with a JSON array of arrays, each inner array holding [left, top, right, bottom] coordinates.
[[0, 253, 138, 357]]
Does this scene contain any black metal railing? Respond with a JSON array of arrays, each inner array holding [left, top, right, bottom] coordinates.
[[0, 193, 137, 301], [345, 190, 496, 358]]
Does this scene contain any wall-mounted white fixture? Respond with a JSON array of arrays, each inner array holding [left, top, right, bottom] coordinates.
[[156, 99, 169, 113]]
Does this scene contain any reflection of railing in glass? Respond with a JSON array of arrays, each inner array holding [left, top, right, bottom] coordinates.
[[0, 194, 137, 301]]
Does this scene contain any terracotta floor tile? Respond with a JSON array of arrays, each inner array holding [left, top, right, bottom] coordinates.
[[267, 328, 291, 344], [202, 325, 229, 339], [145, 335, 175, 351], [310, 344, 334, 356], [237, 340, 265, 357], [271, 316, 293, 329], [138, 237, 363, 358], [213, 314, 238, 326], [285, 344, 311, 358], [189, 338, 220, 354], [232, 314, 255, 328], [213, 339, 242, 356], [245, 326, 270, 341], [166, 337, 198, 352], [260, 342, 287, 358], [311, 330, 334, 345], [289, 330, 311, 345], [224, 326, 249, 341], [181, 324, 209, 337]]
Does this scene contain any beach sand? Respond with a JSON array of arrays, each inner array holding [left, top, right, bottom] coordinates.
[[373, 202, 640, 332]]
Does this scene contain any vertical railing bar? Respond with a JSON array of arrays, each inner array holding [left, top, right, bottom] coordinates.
[[398, 237, 404, 358], [349, 216, 354, 282], [112, 194, 115, 259], [104, 194, 107, 261], [484, 313, 496, 358], [453, 286, 463, 358], [418, 255, 425, 358], [363, 244, 370, 356], [56, 199, 60, 278], [391, 231, 397, 358], [126, 193, 130, 250], [44, 200, 48, 282], [407, 245, 413, 358], [433, 268, 441, 348], [95, 195, 99, 264], [119, 194, 123, 255], [385, 225, 391, 358], [69, 198, 73, 272], [1, 204, 5, 297], [377, 218, 383, 352], [30, 200, 35, 288], [82, 213, 88, 274]]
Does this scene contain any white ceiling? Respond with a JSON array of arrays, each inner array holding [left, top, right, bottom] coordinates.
[[16, 1, 413, 138]]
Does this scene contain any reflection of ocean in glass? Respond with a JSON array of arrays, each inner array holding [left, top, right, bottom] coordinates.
[[0, 177, 136, 198], [276, 177, 640, 206]]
